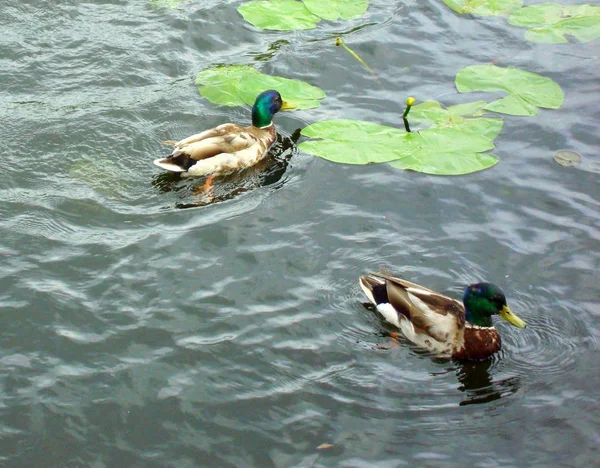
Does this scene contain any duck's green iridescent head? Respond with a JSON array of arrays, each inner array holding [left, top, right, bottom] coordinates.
[[463, 283, 526, 328], [251, 90, 293, 128]]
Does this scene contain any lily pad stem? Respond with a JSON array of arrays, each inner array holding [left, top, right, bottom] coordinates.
[[403, 97, 415, 133], [335, 37, 382, 88]]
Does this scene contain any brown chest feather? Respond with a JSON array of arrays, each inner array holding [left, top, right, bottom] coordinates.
[[453, 327, 502, 360]]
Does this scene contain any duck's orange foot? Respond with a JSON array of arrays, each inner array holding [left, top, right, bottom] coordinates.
[[201, 174, 215, 192], [194, 174, 215, 197], [378, 332, 401, 350], [378, 333, 401, 350]]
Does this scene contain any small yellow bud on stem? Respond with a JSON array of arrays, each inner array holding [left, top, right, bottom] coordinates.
[[403, 97, 415, 132]]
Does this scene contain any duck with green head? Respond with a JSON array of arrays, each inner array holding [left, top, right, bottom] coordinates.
[[154, 90, 294, 177], [359, 273, 527, 360]]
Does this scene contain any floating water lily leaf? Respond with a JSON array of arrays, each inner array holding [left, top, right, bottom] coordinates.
[[299, 120, 499, 175], [446, 101, 488, 117], [195, 65, 325, 109], [410, 100, 504, 141], [196, 66, 261, 107], [299, 120, 410, 164], [303, 0, 368, 21], [236, 72, 326, 110], [455, 65, 564, 116], [389, 128, 498, 175], [443, 0, 522, 17], [508, 3, 600, 43], [238, 0, 321, 30]]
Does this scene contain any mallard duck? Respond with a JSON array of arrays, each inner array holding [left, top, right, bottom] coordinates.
[[359, 273, 527, 360], [153, 90, 293, 177]]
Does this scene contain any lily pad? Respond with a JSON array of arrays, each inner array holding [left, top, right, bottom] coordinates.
[[299, 120, 499, 175], [410, 100, 504, 141], [508, 3, 600, 43], [238, 0, 321, 30], [455, 65, 564, 116], [195, 65, 325, 109], [388, 128, 498, 175], [302, 0, 368, 21], [300, 120, 410, 164], [443, 0, 522, 17], [195, 66, 262, 107]]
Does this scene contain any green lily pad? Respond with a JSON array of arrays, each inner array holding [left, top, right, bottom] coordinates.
[[238, 0, 321, 30], [299, 120, 499, 175], [302, 0, 368, 21], [389, 128, 498, 175], [195, 65, 325, 109], [299, 120, 410, 164], [455, 65, 564, 116], [508, 3, 600, 43], [410, 100, 504, 141], [195, 66, 261, 107], [443, 0, 522, 17]]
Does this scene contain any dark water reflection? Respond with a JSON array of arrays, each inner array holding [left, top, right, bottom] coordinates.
[[367, 303, 521, 407], [454, 360, 520, 407], [1, 0, 599, 466]]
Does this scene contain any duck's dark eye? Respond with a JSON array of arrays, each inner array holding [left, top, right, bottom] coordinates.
[[492, 295, 505, 306]]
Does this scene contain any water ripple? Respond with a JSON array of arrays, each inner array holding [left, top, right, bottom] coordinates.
[[1, 0, 599, 466]]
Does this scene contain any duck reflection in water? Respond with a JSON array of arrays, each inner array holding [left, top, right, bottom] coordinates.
[[152, 129, 301, 209], [374, 326, 521, 406], [453, 359, 521, 407]]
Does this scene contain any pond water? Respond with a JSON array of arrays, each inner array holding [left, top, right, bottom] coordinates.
[[1, 0, 599, 465]]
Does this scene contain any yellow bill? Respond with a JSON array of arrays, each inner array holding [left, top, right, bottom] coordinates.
[[499, 305, 527, 328], [281, 100, 296, 111]]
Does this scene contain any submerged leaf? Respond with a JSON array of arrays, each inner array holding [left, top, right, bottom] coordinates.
[[554, 150, 582, 166], [455, 65, 564, 116], [69, 157, 127, 197], [195, 65, 325, 109], [150, 0, 189, 8], [317, 443, 334, 450], [508, 3, 600, 43], [303, 0, 368, 21], [238, 0, 321, 30], [443, 0, 522, 17]]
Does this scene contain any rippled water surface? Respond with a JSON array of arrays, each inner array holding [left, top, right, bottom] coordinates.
[[1, 0, 599, 465]]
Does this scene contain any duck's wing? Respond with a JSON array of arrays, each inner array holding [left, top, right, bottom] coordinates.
[[174, 123, 241, 147], [173, 132, 258, 161], [366, 273, 465, 342], [173, 124, 258, 160], [154, 124, 260, 172]]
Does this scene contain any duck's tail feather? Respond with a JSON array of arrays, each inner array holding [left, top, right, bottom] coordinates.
[[359, 275, 388, 305], [153, 157, 187, 173]]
